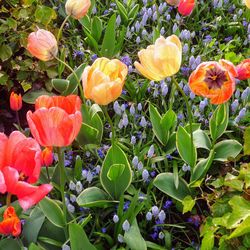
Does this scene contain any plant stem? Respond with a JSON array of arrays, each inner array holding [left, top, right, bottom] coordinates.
[[168, 81, 176, 110], [6, 193, 11, 207], [55, 56, 85, 101], [172, 77, 194, 169], [57, 15, 70, 43], [103, 106, 115, 145], [16, 111, 22, 131], [46, 166, 50, 182]]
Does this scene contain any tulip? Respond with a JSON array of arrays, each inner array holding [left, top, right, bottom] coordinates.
[[82, 57, 128, 105], [244, 0, 250, 8], [0, 206, 21, 237], [27, 29, 58, 61], [236, 59, 250, 80], [65, 0, 91, 19], [10, 92, 22, 111], [134, 35, 182, 81], [0, 131, 53, 210], [41, 147, 53, 167], [188, 59, 237, 104], [178, 0, 195, 16], [27, 95, 82, 147], [166, 0, 180, 6]]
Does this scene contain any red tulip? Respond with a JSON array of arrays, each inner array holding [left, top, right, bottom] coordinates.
[[27, 95, 82, 147], [0, 131, 53, 210], [236, 59, 250, 80], [10, 92, 22, 111], [0, 206, 21, 237], [41, 147, 53, 167], [178, 0, 195, 16]]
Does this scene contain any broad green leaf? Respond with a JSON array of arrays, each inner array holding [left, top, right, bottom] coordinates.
[[146, 241, 166, 250], [107, 164, 125, 181], [176, 126, 197, 168], [39, 197, 65, 228], [182, 195, 195, 214], [214, 140, 242, 161], [51, 79, 70, 94], [161, 109, 177, 131], [209, 103, 229, 141], [101, 14, 116, 57], [0, 239, 20, 250], [0, 44, 12, 61], [193, 129, 211, 150], [23, 207, 45, 245], [229, 216, 250, 239], [100, 144, 132, 199], [124, 219, 147, 250], [153, 173, 191, 202], [69, 223, 97, 250], [28, 243, 44, 250], [92, 16, 103, 42], [22, 89, 54, 104], [35, 5, 56, 25], [201, 231, 214, 250], [244, 127, 250, 155], [38, 237, 62, 247], [224, 173, 244, 191], [77, 187, 116, 208]]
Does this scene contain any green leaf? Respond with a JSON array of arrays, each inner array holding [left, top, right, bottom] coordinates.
[[100, 144, 132, 199], [176, 126, 197, 168], [39, 197, 65, 228], [128, 4, 139, 23], [77, 187, 115, 208], [22, 89, 54, 104], [201, 231, 214, 250], [161, 110, 177, 131], [28, 243, 44, 250], [0, 239, 21, 250], [101, 14, 116, 57], [23, 207, 45, 245], [116, 0, 128, 24], [0, 44, 12, 61], [209, 103, 229, 141], [74, 155, 83, 180], [229, 215, 250, 239], [124, 219, 147, 250], [153, 173, 191, 202], [193, 129, 211, 150], [51, 79, 70, 94], [146, 241, 166, 250], [69, 223, 97, 250], [182, 195, 196, 214], [35, 5, 56, 25], [244, 127, 250, 155], [214, 140, 242, 161], [107, 164, 125, 181], [92, 16, 103, 42]]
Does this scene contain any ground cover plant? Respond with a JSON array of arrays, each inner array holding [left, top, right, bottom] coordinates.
[[0, 0, 249, 249]]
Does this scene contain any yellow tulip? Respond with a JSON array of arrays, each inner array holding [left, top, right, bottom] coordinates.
[[81, 57, 128, 105], [134, 35, 182, 81], [244, 0, 250, 8]]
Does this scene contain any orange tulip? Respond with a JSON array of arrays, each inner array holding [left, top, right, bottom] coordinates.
[[244, 0, 250, 8], [134, 35, 182, 81], [178, 0, 195, 16], [188, 59, 237, 105], [0, 206, 21, 237], [41, 147, 53, 167], [236, 59, 250, 80], [27, 95, 82, 147], [10, 92, 22, 111], [27, 29, 58, 61], [166, 0, 180, 6], [65, 0, 91, 19], [82, 57, 128, 105]]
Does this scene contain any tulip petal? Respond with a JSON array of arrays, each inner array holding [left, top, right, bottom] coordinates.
[[0, 133, 8, 169], [0, 171, 6, 193]]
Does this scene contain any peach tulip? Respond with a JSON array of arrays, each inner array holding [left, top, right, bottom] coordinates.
[[236, 59, 250, 80], [188, 59, 237, 105], [27, 95, 82, 147], [178, 0, 195, 16], [134, 35, 182, 81], [65, 0, 91, 19], [244, 0, 250, 8], [82, 57, 128, 105], [10, 92, 22, 111], [166, 0, 180, 6], [27, 29, 58, 61]]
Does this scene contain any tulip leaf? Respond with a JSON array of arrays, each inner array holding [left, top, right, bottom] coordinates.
[[92, 16, 103, 42], [107, 164, 125, 181], [193, 129, 212, 150], [100, 143, 132, 199], [116, 0, 128, 24], [244, 126, 250, 155], [0, 239, 20, 250]]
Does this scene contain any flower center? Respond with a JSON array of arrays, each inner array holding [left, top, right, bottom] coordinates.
[[204, 66, 227, 89]]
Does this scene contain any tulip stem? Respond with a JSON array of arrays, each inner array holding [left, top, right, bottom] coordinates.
[[15, 111, 22, 132], [168, 82, 176, 111], [55, 56, 85, 102], [103, 106, 115, 145], [57, 15, 70, 43], [6, 193, 11, 207], [56, 147, 67, 234], [172, 77, 194, 169]]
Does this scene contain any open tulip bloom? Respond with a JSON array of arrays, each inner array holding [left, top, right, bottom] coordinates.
[[188, 59, 238, 105]]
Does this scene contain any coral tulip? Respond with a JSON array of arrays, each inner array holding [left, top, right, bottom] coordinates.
[[10, 92, 22, 111], [27, 29, 58, 61], [189, 59, 237, 105], [82, 57, 128, 105], [0, 131, 53, 210], [65, 0, 91, 19], [27, 95, 82, 147], [244, 0, 250, 8], [134, 35, 182, 81], [166, 0, 180, 6], [178, 0, 195, 16], [41, 147, 53, 167], [236, 59, 250, 80], [0, 206, 21, 237]]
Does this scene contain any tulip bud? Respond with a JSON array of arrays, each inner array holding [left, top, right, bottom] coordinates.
[[27, 29, 58, 61], [10, 92, 22, 111], [65, 0, 91, 19], [166, 0, 180, 6], [178, 0, 195, 16], [41, 147, 53, 167], [236, 59, 250, 80]]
